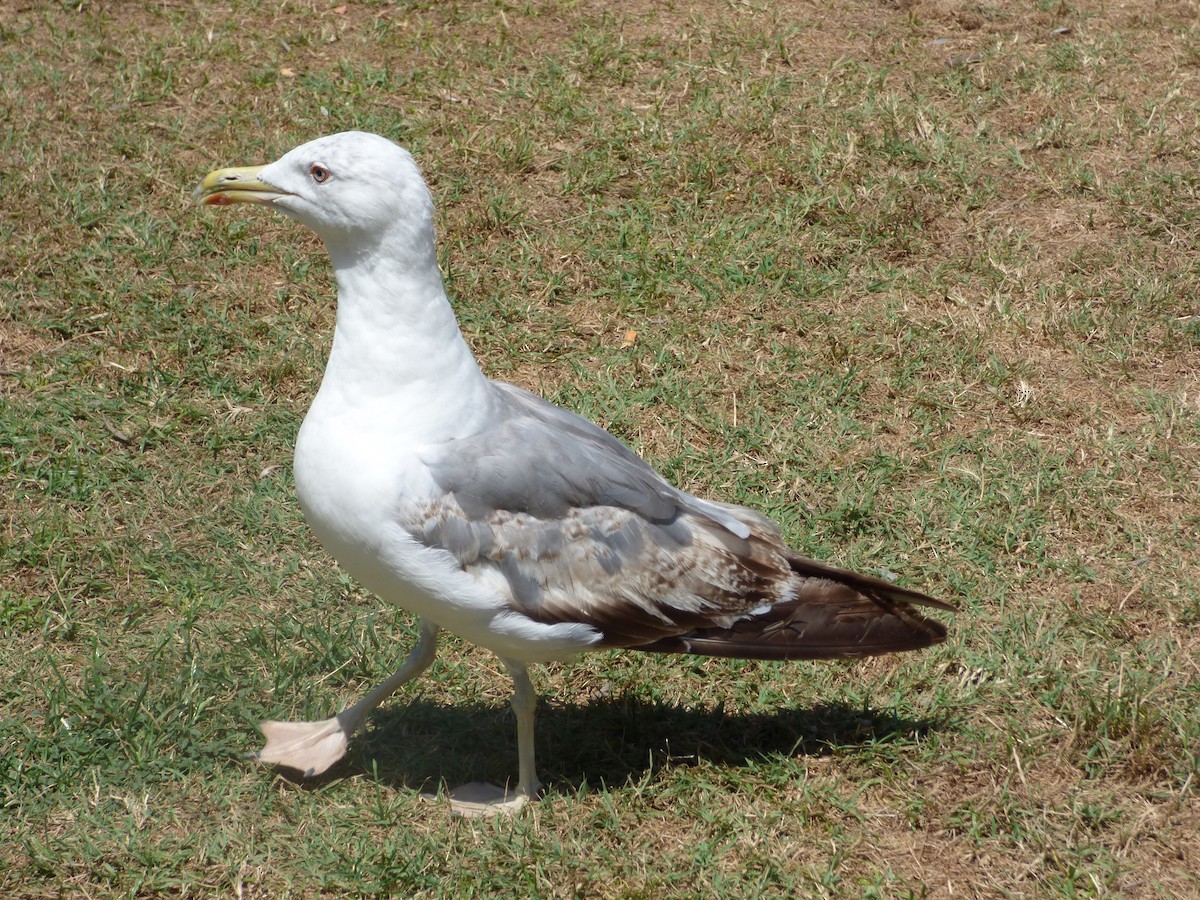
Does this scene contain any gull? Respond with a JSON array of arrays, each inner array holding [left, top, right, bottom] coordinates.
[[196, 131, 952, 816]]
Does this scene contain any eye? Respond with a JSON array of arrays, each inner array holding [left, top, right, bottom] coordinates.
[[309, 163, 331, 184]]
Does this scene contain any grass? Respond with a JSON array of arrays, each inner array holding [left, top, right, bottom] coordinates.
[[2, 0, 1198, 896]]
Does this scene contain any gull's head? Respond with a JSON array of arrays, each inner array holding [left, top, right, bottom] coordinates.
[[195, 131, 434, 252]]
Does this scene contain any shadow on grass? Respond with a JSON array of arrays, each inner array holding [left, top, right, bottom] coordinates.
[[271, 695, 948, 796]]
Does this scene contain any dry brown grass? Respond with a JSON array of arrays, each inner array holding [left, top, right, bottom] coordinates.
[[2, 0, 1198, 896]]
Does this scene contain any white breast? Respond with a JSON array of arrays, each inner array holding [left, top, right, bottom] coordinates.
[[293, 401, 601, 663]]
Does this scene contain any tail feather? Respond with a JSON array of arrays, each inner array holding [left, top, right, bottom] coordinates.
[[634, 554, 953, 661]]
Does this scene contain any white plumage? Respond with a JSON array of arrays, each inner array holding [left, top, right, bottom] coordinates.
[[196, 132, 951, 815]]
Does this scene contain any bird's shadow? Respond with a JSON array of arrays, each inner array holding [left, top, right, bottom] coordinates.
[[274, 694, 948, 796]]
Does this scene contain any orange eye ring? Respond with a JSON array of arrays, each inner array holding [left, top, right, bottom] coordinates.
[[310, 163, 330, 184]]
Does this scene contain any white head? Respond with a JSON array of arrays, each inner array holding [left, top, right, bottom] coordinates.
[[196, 131, 436, 262]]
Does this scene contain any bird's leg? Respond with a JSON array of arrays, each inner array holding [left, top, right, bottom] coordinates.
[[257, 621, 439, 778], [507, 661, 543, 802], [443, 660, 541, 817]]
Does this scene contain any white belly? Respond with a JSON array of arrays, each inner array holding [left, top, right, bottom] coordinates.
[[292, 407, 601, 663]]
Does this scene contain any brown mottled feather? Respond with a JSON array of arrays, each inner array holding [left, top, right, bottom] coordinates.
[[404, 380, 954, 660], [633, 555, 950, 659]]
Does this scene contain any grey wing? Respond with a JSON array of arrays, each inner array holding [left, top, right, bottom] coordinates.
[[407, 382, 794, 647], [436, 382, 752, 538]]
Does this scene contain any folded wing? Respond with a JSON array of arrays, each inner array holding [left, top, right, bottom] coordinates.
[[404, 381, 951, 657]]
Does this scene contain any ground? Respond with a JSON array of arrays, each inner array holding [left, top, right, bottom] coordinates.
[[1, 0, 1198, 896]]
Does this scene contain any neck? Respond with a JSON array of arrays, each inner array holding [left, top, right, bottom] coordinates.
[[311, 232, 495, 442]]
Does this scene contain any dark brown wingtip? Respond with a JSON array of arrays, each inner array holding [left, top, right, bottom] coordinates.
[[787, 554, 957, 613], [634, 601, 948, 660], [633, 555, 953, 662]]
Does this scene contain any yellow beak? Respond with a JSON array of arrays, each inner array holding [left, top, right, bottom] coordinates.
[[194, 165, 291, 206]]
